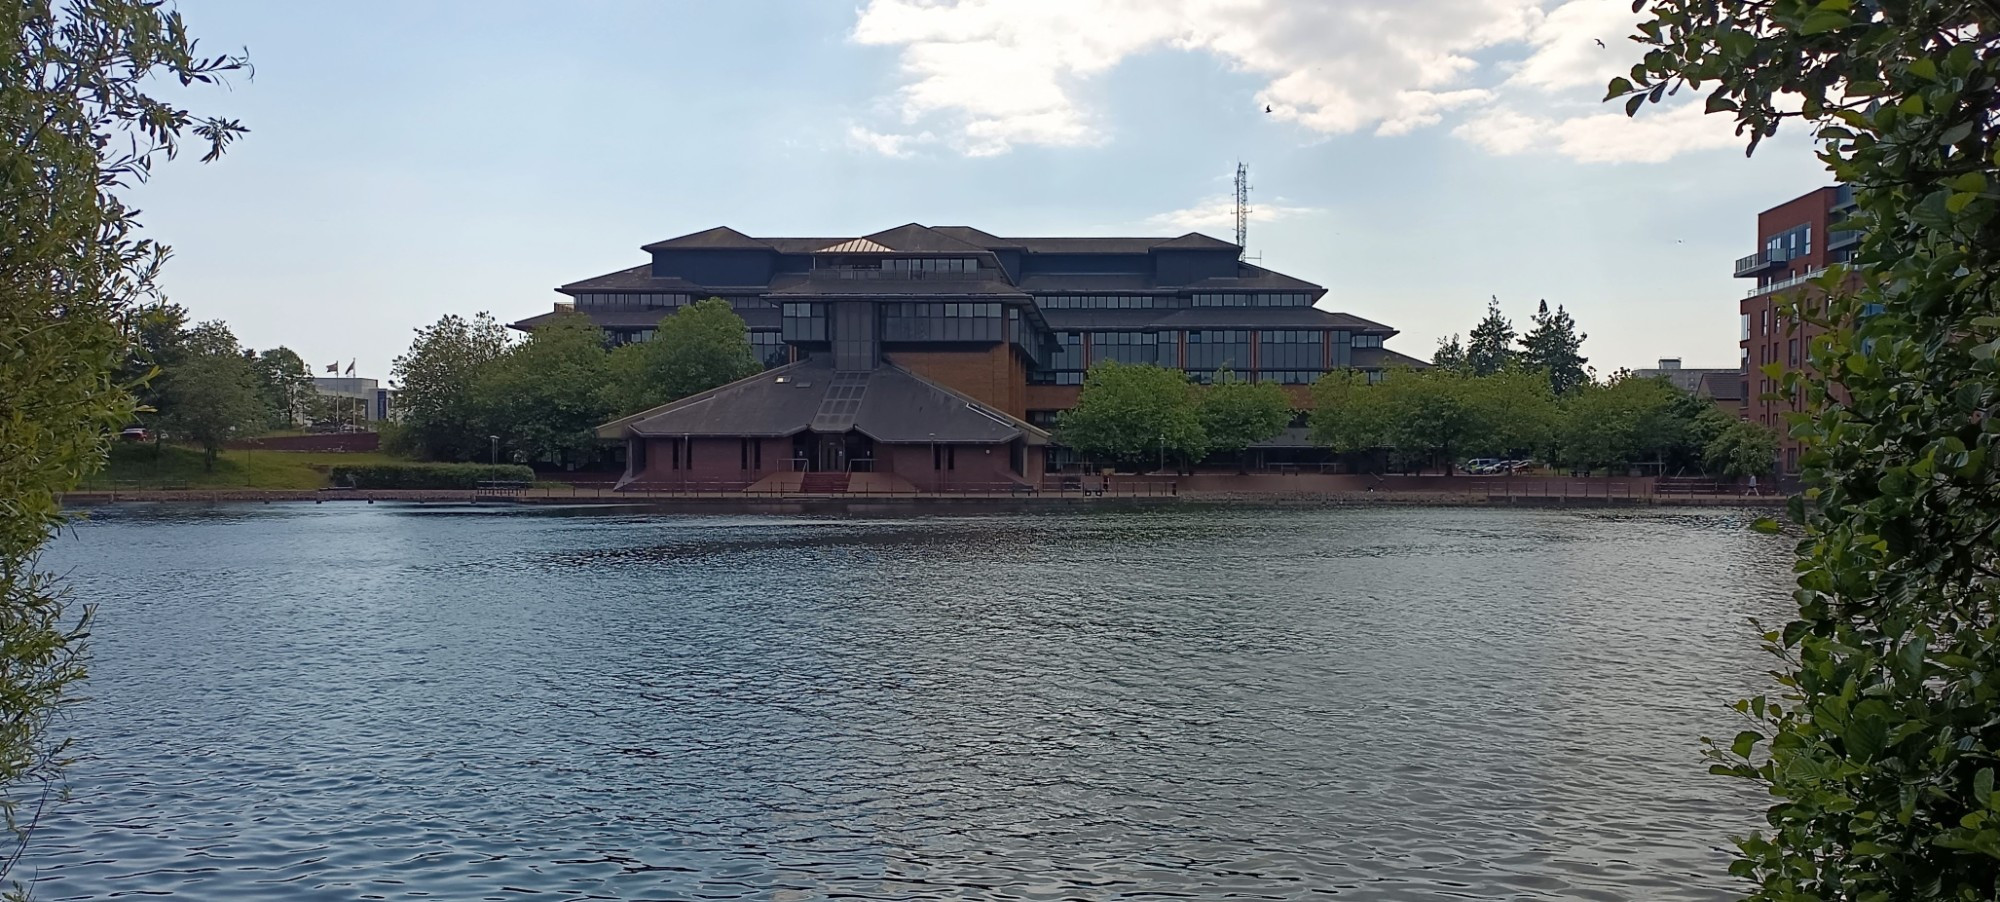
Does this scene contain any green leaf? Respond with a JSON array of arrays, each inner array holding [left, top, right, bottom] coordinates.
[[1908, 57, 1938, 81], [1800, 9, 1849, 33], [1976, 768, 1994, 807], [1951, 172, 1987, 192], [1941, 120, 1974, 145], [1732, 730, 1763, 757], [1720, 29, 1755, 57], [1750, 517, 1782, 534], [1947, 192, 1977, 214], [1605, 76, 1634, 100]]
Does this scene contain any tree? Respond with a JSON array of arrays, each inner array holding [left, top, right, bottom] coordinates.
[[116, 301, 190, 423], [1620, 2, 2000, 897], [0, 0, 246, 881], [1198, 370, 1292, 471], [390, 312, 512, 460], [250, 346, 315, 429], [1056, 362, 1205, 471], [1309, 367, 1545, 475], [1553, 375, 1692, 475], [157, 322, 265, 469], [473, 313, 614, 466], [1702, 420, 1778, 480], [1430, 333, 1468, 372], [1517, 300, 1591, 395], [604, 298, 763, 415], [1464, 296, 1516, 376]]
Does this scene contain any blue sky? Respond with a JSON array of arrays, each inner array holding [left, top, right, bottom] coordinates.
[[133, 0, 1831, 381]]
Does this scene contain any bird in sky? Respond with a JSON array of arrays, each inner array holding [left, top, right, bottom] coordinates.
[[1595, 38, 1606, 48], [1264, 104, 1273, 113]]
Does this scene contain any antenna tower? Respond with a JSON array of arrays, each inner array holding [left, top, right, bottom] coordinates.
[[1232, 162, 1250, 258]]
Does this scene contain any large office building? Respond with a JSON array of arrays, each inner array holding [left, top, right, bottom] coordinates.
[[513, 224, 1422, 491], [1733, 184, 1860, 473]]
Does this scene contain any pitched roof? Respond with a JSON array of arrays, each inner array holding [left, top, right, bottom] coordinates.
[[930, 226, 1020, 248], [1629, 367, 1736, 395], [1039, 307, 1393, 333], [1353, 347, 1430, 369], [860, 223, 992, 254], [1154, 232, 1239, 250], [557, 264, 709, 294], [600, 360, 1049, 445], [640, 226, 772, 251], [1698, 371, 1745, 400], [818, 238, 895, 254]]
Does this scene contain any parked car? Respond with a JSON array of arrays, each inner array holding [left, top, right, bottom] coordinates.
[[1464, 458, 1502, 474], [118, 427, 150, 442]]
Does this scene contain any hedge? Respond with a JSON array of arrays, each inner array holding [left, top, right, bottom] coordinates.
[[327, 463, 536, 489]]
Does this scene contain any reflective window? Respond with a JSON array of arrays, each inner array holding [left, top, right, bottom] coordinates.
[[1185, 329, 1251, 373], [1257, 330, 1323, 372], [573, 292, 691, 310], [1086, 331, 1174, 367], [1032, 295, 1180, 309], [750, 330, 788, 368], [782, 302, 827, 342], [1350, 333, 1383, 349], [1192, 293, 1313, 307], [1029, 332, 1086, 385]]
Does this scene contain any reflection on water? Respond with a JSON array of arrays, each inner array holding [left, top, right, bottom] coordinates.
[[27, 503, 1791, 900]]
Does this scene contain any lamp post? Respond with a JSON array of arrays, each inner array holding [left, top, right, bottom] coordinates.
[[928, 432, 937, 492], [489, 435, 499, 466]]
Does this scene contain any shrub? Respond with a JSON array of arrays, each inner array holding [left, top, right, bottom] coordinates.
[[328, 463, 535, 489]]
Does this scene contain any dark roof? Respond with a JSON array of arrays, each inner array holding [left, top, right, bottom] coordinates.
[[1697, 371, 1745, 400], [931, 226, 1020, 248], [1630, 367, 1735, 395], [1011, 261, 1321, 293], [600, 360, 1050, 445], [1154, 232, 1239, 250], [1352, 347, 1430, 369], [1039, 307, 1393, 333], [861, 224, 992, 255], [512, 306, 780, 332], [995, 237, 1171, 254], [641, 226, 771, 252], [765, 271, 1029, 297], [557, 264, 712, 294]]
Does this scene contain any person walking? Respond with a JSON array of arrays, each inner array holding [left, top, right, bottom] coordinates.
[[1747, 473, 1759, 496]]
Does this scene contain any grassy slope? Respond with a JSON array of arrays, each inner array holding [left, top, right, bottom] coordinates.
[[80, 442, 407, 490]]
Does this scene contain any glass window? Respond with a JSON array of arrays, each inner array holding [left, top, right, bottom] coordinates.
[[1185, 329, 1251, 373], [1257, 329, 1325, 374]]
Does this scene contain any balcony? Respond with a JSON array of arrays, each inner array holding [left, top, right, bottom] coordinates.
[[1747, 266, 1829, 298], [1828, 228, 1862, 250], [1734, 250, 1787, 277]]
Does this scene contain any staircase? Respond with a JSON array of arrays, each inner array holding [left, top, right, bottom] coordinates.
[[798, 472, 850, 494]]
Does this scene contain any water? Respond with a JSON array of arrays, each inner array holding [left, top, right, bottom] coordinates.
[[25, 503, 1793, 901]]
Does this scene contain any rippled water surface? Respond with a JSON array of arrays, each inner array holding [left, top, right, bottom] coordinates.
[[28, 503, 1793, 900]]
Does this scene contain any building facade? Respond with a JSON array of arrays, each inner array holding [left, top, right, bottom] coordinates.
[[1734, 184, 1860, 473], [513, 224, 1421, 491], [1626, 358, 1745, 416]]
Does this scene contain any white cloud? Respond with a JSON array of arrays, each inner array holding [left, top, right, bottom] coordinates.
[[846, 125, 935, 157], [1147, 195, 1321, 231], [1454, 100, 1741, 163], [848, 0, 1743, 164]]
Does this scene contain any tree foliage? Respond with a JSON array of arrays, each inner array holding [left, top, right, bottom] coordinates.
[[1703, 419, 1780, 480], [0, 0, 246, 885], [1198, 370, 1293, 468], [156, 322, 264, 469], [389, 312, 513, 460], [1554, 375, 1715, 474], [1518, 299, 1591, 395], [249, 346, 315, 429], [1619, 1, 2000, 896], [1431, 333, 1468, 372], [604, 298, 762, 416], [1309, 367, 1554, 475], [475, 313, 614, 466], [1465, 296, 1517, 376], [1057, 362, 1206, 470]]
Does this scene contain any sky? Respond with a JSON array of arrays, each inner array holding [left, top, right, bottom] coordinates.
[[130, 0, 1832, 382]]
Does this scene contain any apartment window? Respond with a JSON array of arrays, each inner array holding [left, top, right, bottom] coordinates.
[[1365, 370, 1386, 384], [1788, 338, 1800, 367], [1741, 313, 1751, 342], [1740, 347, 1749, 374], [781, 302, 827, 341]]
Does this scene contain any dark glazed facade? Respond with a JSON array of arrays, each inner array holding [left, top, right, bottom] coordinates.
[[513, 224, 1424, 490]]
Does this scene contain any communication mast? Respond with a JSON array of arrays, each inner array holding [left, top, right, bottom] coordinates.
[[1232, 163, 1250, 258]]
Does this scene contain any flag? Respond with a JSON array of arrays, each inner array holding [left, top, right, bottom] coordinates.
[[345, 359, 356, 376], [325, 362, 338, 373]]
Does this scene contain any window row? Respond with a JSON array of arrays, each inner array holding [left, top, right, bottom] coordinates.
[[884, 257, 979, 273], [879, 302, 1003, 319], [573, 292, 692, 310], [1035, 294, 1173, 309], [1192, 293, 1314, 307], [1351, 333, 1383, 348]]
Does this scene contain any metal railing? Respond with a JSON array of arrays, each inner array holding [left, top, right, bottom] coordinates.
[[1747, 266, 1830, 298], [1734, 250, 1784, 276]]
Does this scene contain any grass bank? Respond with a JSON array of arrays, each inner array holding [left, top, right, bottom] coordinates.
[[82, 442, 407, 490]]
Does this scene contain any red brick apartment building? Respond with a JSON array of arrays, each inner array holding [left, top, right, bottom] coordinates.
[[1735, 184, 1861, 474]]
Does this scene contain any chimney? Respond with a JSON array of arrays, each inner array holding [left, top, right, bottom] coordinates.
[[1658, 357, 1682, 370]]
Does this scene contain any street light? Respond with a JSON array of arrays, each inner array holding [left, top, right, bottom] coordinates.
[[489, 435, 499, 465]]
